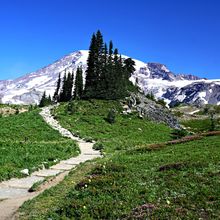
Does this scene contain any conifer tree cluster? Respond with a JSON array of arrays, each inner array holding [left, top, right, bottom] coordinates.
[[39, 91, 52, 107], [59, 71, 74, 102], [52, 67, 84, 104], [48, 30, 136, 105], [84, 30, 136, 100]]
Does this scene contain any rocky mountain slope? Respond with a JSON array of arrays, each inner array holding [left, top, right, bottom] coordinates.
[[0, 50, 219, 105]]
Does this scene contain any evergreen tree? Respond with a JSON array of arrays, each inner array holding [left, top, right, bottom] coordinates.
[[84, 31, 136, 100], [59, 71, 74, 102], [48, 95, 52, 105], [95, 30, 105, 94], [108, 40, 113, 60], [123, 58, 136, 92], [98, 43, 108, 98], [104, 43, 108, 65], [83, 34, 97, 98], [39, 91, 52, 107], [66, 72, 74, 101], [39, 91, 47, 107], [123, 58, 136, 80], [53, 73, 61, 102], [59, 72, 67, 102], [74, 67, 83, 100]]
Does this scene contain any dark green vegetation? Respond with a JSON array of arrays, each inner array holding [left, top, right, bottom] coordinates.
[[84, 30, 136, 99], [20, 134, 220, 219], [0, 110, 79, 181], [182, 118, 220, 133], [18, 99, 220, 219], [53, 100, 171, 154], [73, 66, 83, 100], [39, 91, 52, 107], [59, 71, 74, 102], [49, 30, 136, 106], [20, 100, 220, 219]]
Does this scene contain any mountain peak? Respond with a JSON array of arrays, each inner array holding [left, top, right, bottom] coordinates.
[[147, 62, 170, 73], [0, 50, 219, 105]]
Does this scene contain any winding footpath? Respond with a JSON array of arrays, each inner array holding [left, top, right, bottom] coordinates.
[[0, 106, 101, 220]]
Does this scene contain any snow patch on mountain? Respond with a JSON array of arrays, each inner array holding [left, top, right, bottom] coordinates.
[[0, 50, 219, 105]]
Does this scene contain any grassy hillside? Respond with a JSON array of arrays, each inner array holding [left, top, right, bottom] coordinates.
[[53, 100, 172, 153], [20, 135, 220, 219], [182, 118, 220, 133], [0, 110, 79, 181], [18, 101, 220, 219]]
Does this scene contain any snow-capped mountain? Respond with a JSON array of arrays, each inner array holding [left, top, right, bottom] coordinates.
[[0, 50, 219, 105]]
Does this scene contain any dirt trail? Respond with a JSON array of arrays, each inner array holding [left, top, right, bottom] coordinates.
[[0, 106, 101, 220]]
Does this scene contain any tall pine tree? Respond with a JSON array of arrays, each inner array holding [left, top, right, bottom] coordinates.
[[53, 73, 61, 102], [73, 66, 83, 100], [66, 72, 74, 101], [59, 72, 67, 102], [83, 34, 97, 98], [39, 91, 47, 107], [83, 30, 136, 100]]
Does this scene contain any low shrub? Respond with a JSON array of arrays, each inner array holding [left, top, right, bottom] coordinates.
[[83, 136, 93, 142], [93, 142, 105, 151], [157, 99, 167, 107], [171, 128, 188, 139], [106, 109, 116, 124]]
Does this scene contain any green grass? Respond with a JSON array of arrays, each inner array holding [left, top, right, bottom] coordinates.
[[54, 100, 171, 153], [0, 110, 66, 142], [19, 161, 98, 220], [182, 118, 220, 133], [20, 135, 220, 219], [0, 103, 21, 108], [0, 110, 79, 181], [18, 100, 220, 219]]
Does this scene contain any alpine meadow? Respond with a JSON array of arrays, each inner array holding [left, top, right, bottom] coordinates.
[[0, 1, 220, 219]]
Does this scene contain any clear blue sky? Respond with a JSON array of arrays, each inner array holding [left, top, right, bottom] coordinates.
[[0, 0, 219, 80]]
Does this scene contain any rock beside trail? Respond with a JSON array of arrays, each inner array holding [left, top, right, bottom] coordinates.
[[20, 169, 29, 176], [127, 93, 181, 129]]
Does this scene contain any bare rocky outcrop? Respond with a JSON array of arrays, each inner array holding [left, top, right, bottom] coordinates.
[[126, 93, 180, 129]]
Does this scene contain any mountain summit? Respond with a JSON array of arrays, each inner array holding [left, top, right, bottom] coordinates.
[[0, 50, 219, 105]]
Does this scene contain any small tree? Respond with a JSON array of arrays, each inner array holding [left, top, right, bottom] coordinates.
[[209, 111, 215, 131], [28, 105, 33, 112], [106, 109, 116, 124], [39, 91, 47, 107], [15, 107, 19, 115], [204, 106, 216, 131], [47, 95, 52, 105], [157, 99, 167, 107], [66, 101, 77, 115], [39, 91, 52, 107]]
